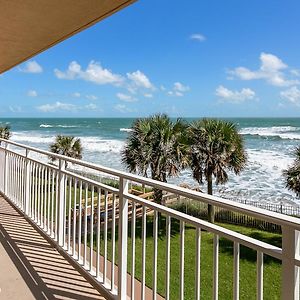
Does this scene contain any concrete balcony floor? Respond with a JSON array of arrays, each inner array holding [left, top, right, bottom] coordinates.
[[0, 196, 105, 300]]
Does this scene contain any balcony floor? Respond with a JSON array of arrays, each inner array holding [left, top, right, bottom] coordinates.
[[0, 196, 106, 300]]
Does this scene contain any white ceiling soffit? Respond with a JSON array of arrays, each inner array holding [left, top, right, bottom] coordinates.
[[0, 0, 136, 74]]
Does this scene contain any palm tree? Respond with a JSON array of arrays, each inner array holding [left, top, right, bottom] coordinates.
[[283, 146, 300, 197], [0, 125, 11, 145], [189, 119, 247, 222], [122, 114, 189, 204], [49, 135, 83, 168]]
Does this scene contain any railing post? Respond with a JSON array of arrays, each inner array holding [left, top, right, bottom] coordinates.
[[281, 226, 300, 300], [57, 159, 65, 246], [3, 142, 8, 195], [24, 149, 30, 215], [118, 176, 128, 300]]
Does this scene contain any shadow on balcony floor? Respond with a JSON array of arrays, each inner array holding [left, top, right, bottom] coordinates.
[[0, 196, 105, 300]]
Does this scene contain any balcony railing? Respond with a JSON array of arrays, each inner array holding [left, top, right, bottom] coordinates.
[[0, 138, 300, 300]]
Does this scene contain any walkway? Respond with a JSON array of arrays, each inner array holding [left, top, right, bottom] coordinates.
[[0, 196, 106, 300]]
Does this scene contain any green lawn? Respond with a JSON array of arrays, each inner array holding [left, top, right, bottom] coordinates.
[[30, 177, 282, 299], [95, 216, 282, 300]]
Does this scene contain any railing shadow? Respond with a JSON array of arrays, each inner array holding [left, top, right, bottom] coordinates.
[[0, 197, 104, 300], [218, 237, 282, 264]]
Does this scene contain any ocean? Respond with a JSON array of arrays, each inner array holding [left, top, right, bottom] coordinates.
[[1, 117, 299, 205]]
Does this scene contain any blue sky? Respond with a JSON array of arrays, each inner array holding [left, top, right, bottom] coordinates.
[[1, 0, 300, 118]]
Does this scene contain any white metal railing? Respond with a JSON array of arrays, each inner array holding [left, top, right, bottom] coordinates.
[[0, 138, 300, 299]]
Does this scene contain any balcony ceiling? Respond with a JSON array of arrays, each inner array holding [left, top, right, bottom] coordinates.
[[0, 0, 135, 74]]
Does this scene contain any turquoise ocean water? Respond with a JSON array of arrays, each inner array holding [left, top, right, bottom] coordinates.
[[1, 117, 300, 205]]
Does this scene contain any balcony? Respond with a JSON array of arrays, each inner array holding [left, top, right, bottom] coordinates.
[[0, 138, 300, 299]]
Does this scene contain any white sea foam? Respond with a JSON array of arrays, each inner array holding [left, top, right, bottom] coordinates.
[[81, 137, 125, 154], [40, 124, 80, 128], [170, 147, 298, 204], [9, 125, 300, 205], [11, 132, 54, 144], [240, 126, 300, 140], [214, 148, 297, 203], [11, 132, 125, 154], [120, 128, 133, 132], [40, 124, 53, 128], [57, 125, 80, 128]]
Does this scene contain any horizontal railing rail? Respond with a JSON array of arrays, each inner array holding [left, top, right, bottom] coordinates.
[[1, 138, 300, 229], [125, 192, 283, 260], [0, 138, 300, 300]]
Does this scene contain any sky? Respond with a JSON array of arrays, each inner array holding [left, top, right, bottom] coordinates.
[[1, 0, 300, 118]]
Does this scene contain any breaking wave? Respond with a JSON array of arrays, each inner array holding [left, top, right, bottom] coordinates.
[[40, 124, 80, 128], [240, 126, 300, 140], [120, 128, 133, 132]]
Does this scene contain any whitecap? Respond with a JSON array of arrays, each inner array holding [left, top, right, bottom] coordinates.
[[11, 132, 54, 144], [40, 124, 53, 128], [120, 128, 133, 132], [240, 126, 300, 140], [40, 124, 80, 128], [81, 137, 125, 154]]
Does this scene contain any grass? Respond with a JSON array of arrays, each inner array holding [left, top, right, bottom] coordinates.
[[31, 176, 151, 216], [170, 201, 282, 233], [30, 174, 282, 298], [93, 216, 282, 300]]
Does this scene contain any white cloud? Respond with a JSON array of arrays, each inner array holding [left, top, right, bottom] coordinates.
[[215, 85, 256, 103], [20, 61, 43, 73], [144, 93, 153, 98], [71, 93, 98, 100], [291, 69, 300, 77], [116, 93, 137, 102], [9, 106, 22, 113], [27, 90, 38, 97], [229, 53, 299, 87], [55, 62, 156, 99], [168, 91, 183, 97], [174, 82, 190, 92], [280, 86, 300, 106], [55, 61, 80, 79], [36, 101, 103, 113], [54, 61, 124, 86], [126, 86, 137, 94], [168, 82, 190, 97], [190, 33, 206, 42], [85, 94, 98, 100], [85, 103, 99, 111], [37, 101, 78, 113], [114, 104, 135, 113], [127, 70, 154, 89], [72, 92, 81, 98]]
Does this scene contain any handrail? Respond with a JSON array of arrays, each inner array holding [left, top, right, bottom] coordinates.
[[1, 137, 300, 299], [1, 138, 300, 229], [125, 192, 282, 260]]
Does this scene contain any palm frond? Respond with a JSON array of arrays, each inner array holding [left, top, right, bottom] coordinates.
[[189, 118, 247, 192]]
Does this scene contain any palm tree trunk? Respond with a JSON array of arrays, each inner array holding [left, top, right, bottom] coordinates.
[[152, 167, 165, 205], [207, 173, 214, 223], [153, 188, 163, 204]]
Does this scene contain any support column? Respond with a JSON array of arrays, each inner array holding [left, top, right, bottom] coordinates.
[[3, 142, 8, 195], [118, 177, 128, 299], [57, 159, 65, 246], [281, 226, 300, 300], [24, 149, 31, 215]]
